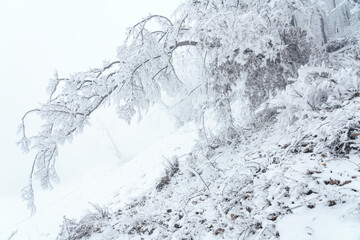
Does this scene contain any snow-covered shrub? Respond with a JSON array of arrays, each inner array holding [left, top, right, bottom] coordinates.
[[80, 203, 110, 223], [268, 37, 360, 155], [56, 204, 110, 240], [56, 216, 101, 240], [243, 27, 312, 109], [156, 156, 180, 191]]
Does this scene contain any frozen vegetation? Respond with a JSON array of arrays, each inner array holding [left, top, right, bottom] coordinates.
[[14, 0, 360, 239]]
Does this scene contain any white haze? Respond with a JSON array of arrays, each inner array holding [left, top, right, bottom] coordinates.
[[0, 0, 179, 238]]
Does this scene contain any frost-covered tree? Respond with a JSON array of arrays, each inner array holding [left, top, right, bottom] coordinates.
[[18, 0, 360, 213]]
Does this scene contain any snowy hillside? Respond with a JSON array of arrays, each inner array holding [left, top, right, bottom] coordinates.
[[2, 116, 197, 240], [9, 0, 360, 239], [55, 86, 360, 239]]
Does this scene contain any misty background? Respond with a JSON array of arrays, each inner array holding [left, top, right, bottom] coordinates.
[[0, 0, 180, 238]]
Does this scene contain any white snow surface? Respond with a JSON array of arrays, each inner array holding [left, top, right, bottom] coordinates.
[[278, 204, 360, 240]]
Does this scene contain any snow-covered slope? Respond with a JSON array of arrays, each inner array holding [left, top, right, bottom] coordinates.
[[53, 64, 360, 239], [0, 118, 197, 240]]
